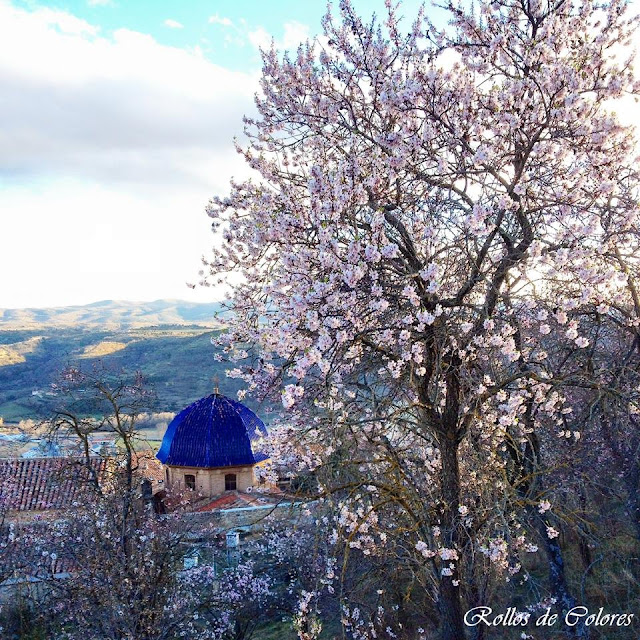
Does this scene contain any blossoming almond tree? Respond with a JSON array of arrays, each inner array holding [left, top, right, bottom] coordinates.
[[202, 0, 640, 637]]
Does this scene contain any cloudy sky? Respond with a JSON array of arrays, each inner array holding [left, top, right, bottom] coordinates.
[[1, 0, 636, 309], [1, 0, 432, 309]]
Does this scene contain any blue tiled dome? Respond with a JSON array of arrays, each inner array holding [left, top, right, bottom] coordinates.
[[156, 394, 268, 468]]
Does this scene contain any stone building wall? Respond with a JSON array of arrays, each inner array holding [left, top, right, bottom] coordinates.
[[166, 464, 255, 497]]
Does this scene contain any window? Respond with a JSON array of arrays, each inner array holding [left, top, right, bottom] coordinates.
[[225, 473, 237, 491], [183, 552, 199, 570], [184, 474, 196, 490]]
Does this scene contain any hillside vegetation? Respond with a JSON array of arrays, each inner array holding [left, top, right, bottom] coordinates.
[[0, 300, 248, 422], [0, 336, 44, 366]]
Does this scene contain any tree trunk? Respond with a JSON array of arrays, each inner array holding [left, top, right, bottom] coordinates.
[[625, 465, 640, 543], [577, 485, 593, 569], [438, 434, 467, 640], [541, 523, 574, 611], [530, 513, 588, 638], [513, 425, 585, 637]]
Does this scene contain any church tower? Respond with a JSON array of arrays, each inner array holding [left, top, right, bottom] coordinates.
[[156, 391, 268, 497]]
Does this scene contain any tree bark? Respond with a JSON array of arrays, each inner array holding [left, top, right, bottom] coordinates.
[[511, 421, 585, 637], [532, 515, 588, 639], [624, 464, 640, 543], [438, 434, 467, 640]]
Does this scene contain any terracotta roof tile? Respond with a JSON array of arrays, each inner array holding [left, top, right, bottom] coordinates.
[[0, 457, 106, 512], [134, 451, 165, 488], [195, 490, 285, 512]]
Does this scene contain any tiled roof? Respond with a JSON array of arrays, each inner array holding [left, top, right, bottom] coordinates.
[[0, 457, 107, 512], [134, 450, 165, 488], [156, 393, 268, 468], [196, 490, 284, 512], [0, 522, 77, 580]]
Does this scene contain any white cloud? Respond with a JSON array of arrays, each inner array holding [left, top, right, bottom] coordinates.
[[30, 7, 99, 36], [164, 19, 184, 30], [207, 13, 309, 53], [0, 3, 259, 308], [247, 20, 309, 52], [282, 21, 310, 49], [208, 14, 233, 27], [0, 3, 257, 189], [247, 26, 271, 51], [0, 181, 220, 308]]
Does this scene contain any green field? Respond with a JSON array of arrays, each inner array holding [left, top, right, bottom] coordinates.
[[0, 324, 251, 422]]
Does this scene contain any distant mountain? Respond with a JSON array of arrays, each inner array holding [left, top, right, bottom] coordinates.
[[0, 299, 226, 330]]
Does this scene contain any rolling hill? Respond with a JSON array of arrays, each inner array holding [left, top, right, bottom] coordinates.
[[0, 299, 251, 422], [0, 299, 226, 330]]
